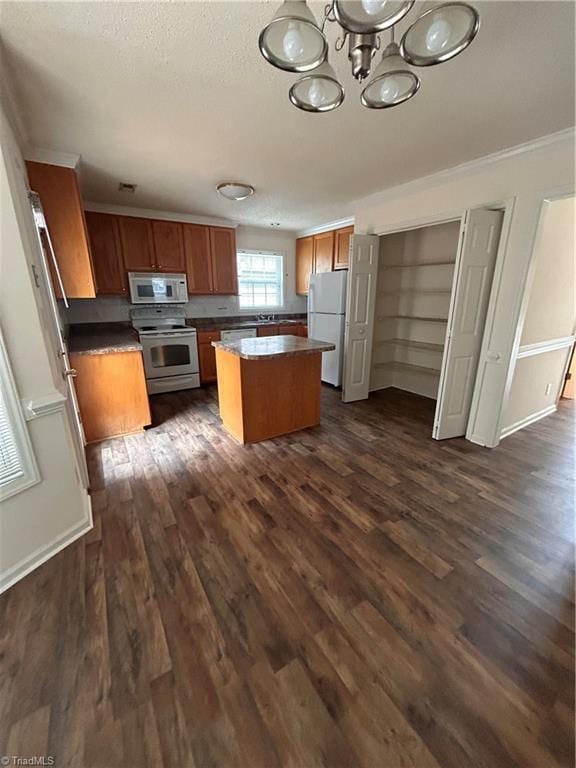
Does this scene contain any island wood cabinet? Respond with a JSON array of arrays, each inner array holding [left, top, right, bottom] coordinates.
[[26, 161, 97, 299], [84, 212, 237, 296], [296, 225, 352, 295]]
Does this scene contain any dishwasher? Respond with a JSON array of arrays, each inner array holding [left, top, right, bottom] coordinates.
[[220, 328, 258, 342]]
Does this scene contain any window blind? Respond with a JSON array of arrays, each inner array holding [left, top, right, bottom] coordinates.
[[0, 388, 24, 487]]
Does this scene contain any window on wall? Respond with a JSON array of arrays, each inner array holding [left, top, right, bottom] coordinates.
[[0, 329, 40, 501], [237, 251, 284, 309]]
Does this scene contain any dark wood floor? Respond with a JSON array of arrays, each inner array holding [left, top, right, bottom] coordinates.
[[1, 386, 574, 768]]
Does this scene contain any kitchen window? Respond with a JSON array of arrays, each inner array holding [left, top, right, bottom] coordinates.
[[237, 251, 284, 309]]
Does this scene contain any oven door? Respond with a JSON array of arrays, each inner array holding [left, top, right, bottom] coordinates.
[[140, 332, 199, 379]]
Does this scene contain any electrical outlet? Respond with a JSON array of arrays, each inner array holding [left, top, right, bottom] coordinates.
[[545, 383, 552, 396]]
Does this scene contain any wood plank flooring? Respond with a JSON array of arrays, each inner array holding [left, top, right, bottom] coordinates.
[[1, 386, 574, 767]]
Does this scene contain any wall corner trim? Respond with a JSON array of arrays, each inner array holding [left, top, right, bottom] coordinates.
[[83, 201, 239, 229], [296, 216, 355, 238], [24, 146, 81, 169], [516, 336, 575, 359], [21, 390, 67, 421], [354, 127, 576, 210], [500, 404, 557, 440]]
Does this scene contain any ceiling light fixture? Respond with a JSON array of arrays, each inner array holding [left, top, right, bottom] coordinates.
[[216, 182, 255, 201], [258, 1, 480, 113]]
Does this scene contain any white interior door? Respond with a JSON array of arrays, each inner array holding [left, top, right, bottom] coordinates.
[[342, 235, 379, 402], [433, 209, 504, 440]]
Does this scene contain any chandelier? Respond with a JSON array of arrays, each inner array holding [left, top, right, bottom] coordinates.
[[258, 1, 480, 111]]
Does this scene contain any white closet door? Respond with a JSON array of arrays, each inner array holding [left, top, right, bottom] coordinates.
[[433, 209, 503, 440], [342, 235, 379, 402]]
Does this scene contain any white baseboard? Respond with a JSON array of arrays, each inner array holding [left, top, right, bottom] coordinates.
[[500, 404, 557, 440], [0, 495, 93, 594]]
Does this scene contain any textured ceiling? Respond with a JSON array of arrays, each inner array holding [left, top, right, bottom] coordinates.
[[1, 1, 575, 230]]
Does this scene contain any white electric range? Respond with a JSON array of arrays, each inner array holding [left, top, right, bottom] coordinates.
[[131, 306, 200, 394]]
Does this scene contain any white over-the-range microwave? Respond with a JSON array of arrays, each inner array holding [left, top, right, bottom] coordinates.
[[128, 272, 188, 304]]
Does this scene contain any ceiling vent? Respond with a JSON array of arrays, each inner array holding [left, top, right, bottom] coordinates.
[[118, 182, 137, 193]]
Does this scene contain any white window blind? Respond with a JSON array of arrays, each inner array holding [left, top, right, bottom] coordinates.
[[0, 391, 24, 486], [237, 252, 284, 309], [0, 329, 40, 500]]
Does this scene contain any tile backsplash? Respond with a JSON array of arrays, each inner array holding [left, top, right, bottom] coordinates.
[[64, 293, 307, 324]]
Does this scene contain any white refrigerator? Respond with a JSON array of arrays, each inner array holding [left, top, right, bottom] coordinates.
[[308, 270, 347, 387]]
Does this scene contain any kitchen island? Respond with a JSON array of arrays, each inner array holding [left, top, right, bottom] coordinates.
[[212, 335, 336, 443]]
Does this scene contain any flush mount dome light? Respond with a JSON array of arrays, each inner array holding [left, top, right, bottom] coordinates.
[[216, 182, 255, 201], [258, 0, 328, 73], [289, 60, 344, 112], [400, 2, 480, 66], [361, 41, 419, 108], [333, 0, 414, 34]]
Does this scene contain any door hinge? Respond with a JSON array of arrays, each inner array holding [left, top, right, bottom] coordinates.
[[566, 372, 572, 381]]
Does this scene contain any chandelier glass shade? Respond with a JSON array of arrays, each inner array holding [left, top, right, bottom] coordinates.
[[332, 0, 414, 34], [258, 0, 328, 72], [361, 43, 420, 109], [258, 1, 480, 112], [400, 2, 480, 66], [289, 60, 345, 112]]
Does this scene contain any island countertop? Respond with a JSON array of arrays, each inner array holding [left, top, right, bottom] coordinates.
[[212, 334, 335, 360]]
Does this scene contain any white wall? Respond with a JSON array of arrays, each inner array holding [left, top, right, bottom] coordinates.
[[501, 195, 575, 436], [64, 224, 307, 324], [0, 102, 91, 592], [354, 130, 575, 447]]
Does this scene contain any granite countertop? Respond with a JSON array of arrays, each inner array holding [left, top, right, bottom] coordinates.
[[67, 323, 142, 356], [190, 316, 307, 332], [212, 335, 335, 360]]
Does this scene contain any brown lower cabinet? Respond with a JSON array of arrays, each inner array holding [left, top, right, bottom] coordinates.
[[70, 350, 151, 443], [198, 330, 221, 383]]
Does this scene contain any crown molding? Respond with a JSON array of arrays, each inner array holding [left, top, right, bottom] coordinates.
[[83, 201, 239, 229], [23, 146, 81, 169], [296, 216, 355, 238], [355, 127, 576, 210]]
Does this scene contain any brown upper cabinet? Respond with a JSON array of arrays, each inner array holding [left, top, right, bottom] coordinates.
[[26, 161, 97, 299], [85, 212, 237, 297], [85, 212, 126, 295], [334, 225, 354, 270], [118, 216, 155, 271], [183, 224, 213, 294], [210, 227, 238, 294], [313, 231, 335, 274], [296, 236, 314, 295], [151, 220, 185, 272], [296, 224, 354, 294]]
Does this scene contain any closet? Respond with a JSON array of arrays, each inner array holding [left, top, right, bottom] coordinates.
[[344, 209, 505, 440], [370, 221, 460, 399]]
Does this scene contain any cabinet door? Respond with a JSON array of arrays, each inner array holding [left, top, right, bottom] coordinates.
[[85, 212, 126, 295], [257, 325, 279, 337], [334, 226, 353, 270], [198, 344, 218, 383], [151, 220, 185, 272], [296, 236, 314, 295], [313, 231, 335, 273], [183, 224, 213, 294], [210, 227, 238, 294], [26, 161, 96, 298], [118, 216, 155, 271]]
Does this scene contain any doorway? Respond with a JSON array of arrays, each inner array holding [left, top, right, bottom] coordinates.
[[344, 208, 505, 441]]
